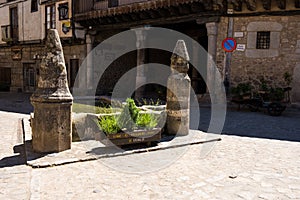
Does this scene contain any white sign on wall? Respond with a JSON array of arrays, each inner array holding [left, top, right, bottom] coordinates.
[[236, 44, 246, 51], [234, 32, 244, 38]]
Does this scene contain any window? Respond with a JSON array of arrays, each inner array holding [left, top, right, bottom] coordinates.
[[256, 31, 270, 49], [58, 3, 69, 20], [45, 4, 56, 30], [10, 7, 18, 42], [31, 0, 38, 12]]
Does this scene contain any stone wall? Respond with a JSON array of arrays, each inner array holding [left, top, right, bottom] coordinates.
[[216, 15, 300, 101], [0, 43, 86, 92]]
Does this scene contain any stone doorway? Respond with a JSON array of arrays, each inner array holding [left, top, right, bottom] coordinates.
[[0, 67, 11, 91], [68, 59, 79, 89], [23, 63, 37, 92]]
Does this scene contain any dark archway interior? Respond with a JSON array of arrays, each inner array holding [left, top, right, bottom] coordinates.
[[96, 21, 208, 100]]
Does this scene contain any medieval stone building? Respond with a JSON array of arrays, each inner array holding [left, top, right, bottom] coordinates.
[[0, 0, 86, 93], [73, 0, 300, 102], [1, 0, 300, 102]]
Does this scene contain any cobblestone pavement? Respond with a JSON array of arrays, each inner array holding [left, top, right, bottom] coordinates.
[[0, 93, 300, 199], [0, 111, 32, 200]]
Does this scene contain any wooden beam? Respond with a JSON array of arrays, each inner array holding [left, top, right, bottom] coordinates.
[[169, 6, 180, 16], [245, 0, 256, 11], [158, 8, 170, 17], [148, 10, 160, 19], [231, 0, 242, 11], [201, 1, 213, 10], [276, 0, 286, 9], [89, 12, 220, 31], [213, 0, 226, 11], [178, 4, 191, 15], [196, 16, 220, 24], [129, 13, 140, 21], [262, 0, 271, 10], [139, 11, 150, 20], [190, 2, 205, 13], [106, 17, 116, 24]]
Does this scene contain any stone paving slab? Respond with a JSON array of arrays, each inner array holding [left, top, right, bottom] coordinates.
[[1, 93, 300, 199], [0, 111, 32, 200], [29, 134, 300, 200], [23, 118, 221, 168]]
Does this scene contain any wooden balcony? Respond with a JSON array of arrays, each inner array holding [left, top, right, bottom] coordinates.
[[1, 25, 18, 42], [74, 0, 149, 14], [73, 0, 300, 30]]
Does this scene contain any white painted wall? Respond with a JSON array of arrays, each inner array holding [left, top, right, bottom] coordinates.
[[0, 0, 72, 44], [19, 0, 43, 41]]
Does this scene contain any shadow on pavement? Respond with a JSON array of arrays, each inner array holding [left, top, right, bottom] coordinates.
[[0, 143, 26, 168], [0, 92, 33, 114], [199, 106, 300, 142]]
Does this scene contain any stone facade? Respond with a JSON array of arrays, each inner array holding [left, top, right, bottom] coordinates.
[[0, 44, 86, 92], [216, 15, 300, 101], [1, 0, 300, 103]]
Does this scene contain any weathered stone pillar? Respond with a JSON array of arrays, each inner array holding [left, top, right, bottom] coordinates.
[[166, 40, 191, 136], [31, 29, 73, 153], [206, 22, 218, 101], [134, 29, 147, 99], [86, 34, 94, 91], [206, 22, 218, 61]]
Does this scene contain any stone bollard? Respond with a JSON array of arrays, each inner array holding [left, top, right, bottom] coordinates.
[[30, 29, 73, 153], [166, 40, 191, 136]]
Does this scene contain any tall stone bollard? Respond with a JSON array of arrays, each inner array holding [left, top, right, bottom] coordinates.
[[30, 29, 73, 153], [166, 40, 191, 136]]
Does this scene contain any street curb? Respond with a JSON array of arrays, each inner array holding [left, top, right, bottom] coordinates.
[[22, 118, 221, 168]]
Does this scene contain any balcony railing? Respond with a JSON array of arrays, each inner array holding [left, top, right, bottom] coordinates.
[[74, 0, 149, 14], [1, 24, 18, 42], [1, 25, 12, 42]]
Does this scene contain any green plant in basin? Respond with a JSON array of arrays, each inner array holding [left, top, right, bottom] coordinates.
[[98, 98, 159, 134], [136, 113, 158, 130], [98, 115, 121, 135]]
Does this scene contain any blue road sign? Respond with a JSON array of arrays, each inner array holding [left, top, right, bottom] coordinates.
[[222, 38, 237, 52]]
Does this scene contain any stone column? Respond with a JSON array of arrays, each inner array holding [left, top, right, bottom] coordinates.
[[134, 29, 147, 99], [206, 22, 218, 102], [166, 40, 191, 136], [31, 29, 73, 153], [206, 22, 218, 61], [86, 33, 94, 91]]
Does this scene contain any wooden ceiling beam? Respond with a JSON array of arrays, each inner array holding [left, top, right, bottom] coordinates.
[[139, 12, 151, 20], [245, 0, 256, 11], [178, 4, 191, 15], [276, 0, 286, 9], [158, 8, 170, 17], [121, 14, 131, 22], [169, 6, 180, 16], [129, 13, 140, 21], [190, 2, 205, 13], [148, 10, 160, 19], [227, 0, 242, 11], [262, 0, 271, 10]]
